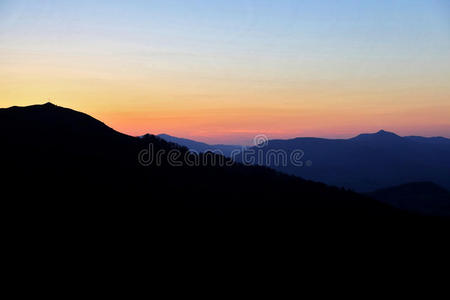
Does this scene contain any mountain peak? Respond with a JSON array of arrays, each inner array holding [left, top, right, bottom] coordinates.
[[37, 102, 58, 109], [352, 130, 401, 141], [0, 102, 120, 138], [377, 129, 388, 134], [376, 129, 397, 136], [140, 133, 154, 139]]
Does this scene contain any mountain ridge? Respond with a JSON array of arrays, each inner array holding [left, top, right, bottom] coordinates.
[[240, 130, 450, 192], [156, 133, 244, 156], [0, 102, 413, 221]]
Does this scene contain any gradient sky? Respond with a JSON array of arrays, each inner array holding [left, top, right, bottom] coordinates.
[[1, 0, 449, 144]]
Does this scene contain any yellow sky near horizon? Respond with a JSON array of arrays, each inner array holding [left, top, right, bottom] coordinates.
[[1, 0, 449, 144]]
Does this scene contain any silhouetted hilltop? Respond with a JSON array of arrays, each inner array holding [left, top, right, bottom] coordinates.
[[3, 102, 116, 136], [351, 130, 403, 142], [368, 182, 450, 216], [0, 103, 412, 223]]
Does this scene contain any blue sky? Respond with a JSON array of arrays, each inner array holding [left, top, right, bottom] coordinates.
[[1, 0, 449, 143]]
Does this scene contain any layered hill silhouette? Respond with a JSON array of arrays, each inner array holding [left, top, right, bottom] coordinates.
[[240, 130, 450, 192], [368, 182, 450, 216], [156, 134, 243, 157], [0, 103, 413, 222]]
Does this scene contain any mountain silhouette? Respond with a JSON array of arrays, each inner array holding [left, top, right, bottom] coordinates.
[[156, 134, 243, 157], [240, 130, 450, 192], [0, 103, 413, 225], [368, 182, 450, 216], [351, 130, 403, 142]]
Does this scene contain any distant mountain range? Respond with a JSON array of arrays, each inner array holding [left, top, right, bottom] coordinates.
[[156, 134, 244, 157], [1, 103, 411, 223], [238, 130, 450, 192], [157, 130, 450, 193], [158, 131, 450, 216]]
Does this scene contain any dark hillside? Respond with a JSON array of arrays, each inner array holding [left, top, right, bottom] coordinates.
[[0, 103, 415, 227]]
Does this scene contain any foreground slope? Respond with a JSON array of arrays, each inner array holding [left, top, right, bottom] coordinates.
[[369, 182, 450, 216], [0, 103, 411, 221]]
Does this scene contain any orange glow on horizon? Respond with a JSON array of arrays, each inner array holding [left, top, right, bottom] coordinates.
[[1, 1, 449, 144]]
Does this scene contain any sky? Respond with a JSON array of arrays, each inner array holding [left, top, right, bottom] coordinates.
[[0, 0, 449, 144]]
